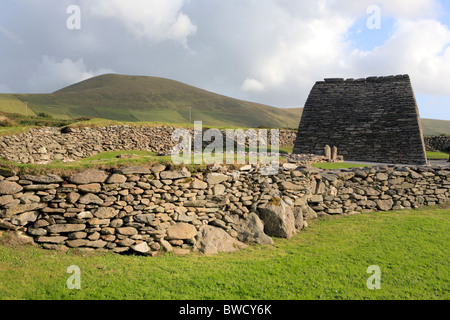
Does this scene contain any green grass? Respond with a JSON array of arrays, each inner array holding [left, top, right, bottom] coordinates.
[[0, 95, 36, 116], [312, 162, 372, 169], [0, 111, 77, 136], [0, 146, 290, 176], [0, 205, 448, 300], [0, 150, 172, 176], [427, 151, 449, 159]]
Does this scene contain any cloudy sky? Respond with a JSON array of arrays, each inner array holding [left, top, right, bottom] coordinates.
[[0, 0, 449, 120]]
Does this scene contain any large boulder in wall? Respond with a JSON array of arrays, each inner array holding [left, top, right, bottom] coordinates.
[[194, 225, 247, 255], [257, 200, 297, 238]]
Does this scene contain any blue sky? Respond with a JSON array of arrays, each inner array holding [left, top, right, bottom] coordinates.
[[0, 0, 449, 120]]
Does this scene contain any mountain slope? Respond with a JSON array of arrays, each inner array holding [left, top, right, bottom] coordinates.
[[4, 74, 302, 128], [420, 119, 450, 136]]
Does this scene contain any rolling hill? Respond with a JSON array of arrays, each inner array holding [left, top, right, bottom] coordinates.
[[420, 119, 450, 136], [0, 74, 302, 129]]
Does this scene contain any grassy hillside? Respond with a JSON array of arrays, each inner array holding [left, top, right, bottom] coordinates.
[[0, 94, 36, 116], [420, 119, 450, 136], [0, 74, 302, 129]]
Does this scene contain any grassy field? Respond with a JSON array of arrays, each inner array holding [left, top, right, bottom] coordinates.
[[0, 150, 171, 176], [312, 162, 371, 169], [0, 95, 36, 116], [0, 205, 448, 300], [427, 151, 449, 159], [0, 111, 76, 136]]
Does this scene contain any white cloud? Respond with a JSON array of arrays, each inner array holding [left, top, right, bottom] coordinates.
[[349, 19, 450, 96], [28, 56, 114, 93], [87, 0, 197, 47], [241, 78, 265, 92], [233, 0, 450, 111], [324, 0, 440, 19], [236, 1, 356, 105], [379, 0, 440, 18]]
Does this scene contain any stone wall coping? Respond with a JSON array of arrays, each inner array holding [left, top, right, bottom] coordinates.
[[320, 74, 409, 85]]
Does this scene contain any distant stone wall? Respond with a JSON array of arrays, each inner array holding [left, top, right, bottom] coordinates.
[[424, 135, 450, 152], [0, 126, 175, 164], [0, 126, 297, 164], [0, 121, 443, 166], [1, 163, 448, 255], [305, 165, 449, 216], [293, 75, 428, 165]]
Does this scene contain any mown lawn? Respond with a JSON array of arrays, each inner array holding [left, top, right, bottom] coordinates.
[[312, 162, 371, 169], [0, 205, 448, 300], [427, 151, 449, 159]]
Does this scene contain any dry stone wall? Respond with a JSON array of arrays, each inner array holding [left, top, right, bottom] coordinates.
[[293, 75, 428, 165], [424, 136, 450, 152], [0, 126, 175, 164], [305, 165, 449, 215], [0, 126, 297, 164], [0, 124, 444, 165], [0, 163, 448, 255]]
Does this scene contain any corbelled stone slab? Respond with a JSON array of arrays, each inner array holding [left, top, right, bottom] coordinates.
[[78, 183, 102, 193], [115, 166, 151, 175], [0, 167, 16, 177], [0, 181, 23, 195], [21, 174, 63, 184], [0, 195, 15, 206], [117, 227, 138, 236], [94, 207, 118, 219], [166, 223, 197, 240], [204, 173, 228, 185], [37, 236, 68, 244], [131, 242, 150, 254], [23, 184, 60, 191], [0, 203, 45, 218], [134, 214, 156, 224], [0, 219, 18, 230], [159, 167, 191, 180], [79, 193, 104, 205], [47, 224, 86, 233], [279, 181, 305, 191], [106, 174, 127, 184], [69, 169, 109, 184]]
